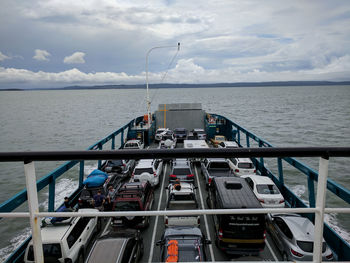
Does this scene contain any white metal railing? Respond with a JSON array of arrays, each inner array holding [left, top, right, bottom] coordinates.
[[1, 157, 350, 263]]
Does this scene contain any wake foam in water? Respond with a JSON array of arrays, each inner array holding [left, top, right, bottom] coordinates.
[[0, 177, 80, 262], [0, 227, 31, 263], [292, 184, 350, 243]]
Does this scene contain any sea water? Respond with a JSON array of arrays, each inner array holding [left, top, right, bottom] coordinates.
[[0, 85, 349, 261]]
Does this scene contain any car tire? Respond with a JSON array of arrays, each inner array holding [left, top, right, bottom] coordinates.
[[282, 252, 288, 261], [77, 251, 84, 263], [140, 240, 144, 257]]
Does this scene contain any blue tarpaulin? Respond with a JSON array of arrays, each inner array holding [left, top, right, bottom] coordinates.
[[83, 169, 109, 187]]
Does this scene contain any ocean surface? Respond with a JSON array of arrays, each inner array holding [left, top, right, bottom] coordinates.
[[0, 85, 350, 261]]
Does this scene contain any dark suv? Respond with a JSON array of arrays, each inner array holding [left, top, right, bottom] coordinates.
[[86, 228, 144, 263], [112, 182, 154, 228], [169, 159, 194, 183], [173, 128, 188, 142], [207, 177, 266, 255]]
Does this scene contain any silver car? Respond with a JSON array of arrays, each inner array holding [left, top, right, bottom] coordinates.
[[267, 213, 334, 261]]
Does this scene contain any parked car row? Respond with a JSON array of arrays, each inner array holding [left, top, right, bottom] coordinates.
[[155, 127, 207, 143], [28, 132, 334, 262]]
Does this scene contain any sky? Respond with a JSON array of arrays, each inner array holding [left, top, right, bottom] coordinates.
[[0, 0, 350, 89]]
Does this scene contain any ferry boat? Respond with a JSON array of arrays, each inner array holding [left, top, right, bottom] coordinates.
[[0, 102, 350, 262]]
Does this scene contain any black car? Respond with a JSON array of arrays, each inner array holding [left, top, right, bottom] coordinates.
[[85, 227, 144, 263], [156, 227, 211, 262], [174, 128, 188, 142]]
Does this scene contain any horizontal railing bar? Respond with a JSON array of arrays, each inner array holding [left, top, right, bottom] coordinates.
[[325, 208, 350, 213], [36, 207, 319, 217], [0, 212, 30, 218], [0, 147, 350, 162], [2, 208, 350, 218]]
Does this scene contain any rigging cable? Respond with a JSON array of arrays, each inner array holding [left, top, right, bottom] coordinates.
[[149, 46, 180, 106]]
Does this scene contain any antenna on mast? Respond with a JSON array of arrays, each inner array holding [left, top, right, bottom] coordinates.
[[145, 43, 181, 129]]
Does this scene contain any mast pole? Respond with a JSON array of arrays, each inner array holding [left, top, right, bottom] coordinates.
[[145, 43, 180, 129]]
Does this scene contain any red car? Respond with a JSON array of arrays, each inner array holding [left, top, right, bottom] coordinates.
[[112, 181, 154, 228]]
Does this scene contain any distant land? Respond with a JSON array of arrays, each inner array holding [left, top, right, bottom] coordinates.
[[1, 81, 350, 91]]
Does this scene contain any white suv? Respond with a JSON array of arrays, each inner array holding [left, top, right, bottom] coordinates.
[[229, 157, 256, 176], [123, 139, 144, 149], [132, 159, 163, 187], [24, 208, 100, 263], [155, 128, 169, 142]]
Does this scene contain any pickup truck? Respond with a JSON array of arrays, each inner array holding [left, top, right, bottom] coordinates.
[[201, 158, 234, 188], [164, 182, 200, 227]]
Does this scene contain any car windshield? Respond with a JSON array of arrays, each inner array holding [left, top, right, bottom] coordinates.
[[107, 160, 123, 166], [216, 137, 225, 141], [156, 130, 165, 134], [296, 241, 327, 253], [27, 244, 62, 261], [134, 168, 153, 175], [175, 130, 187, 134], [238, 162, 254, 169], [115, 201, 140, 211], [209, 162, 230, 169], [256, 184, 280, 194], [125, 143, 138, 148], [173, 168, 191, 175]]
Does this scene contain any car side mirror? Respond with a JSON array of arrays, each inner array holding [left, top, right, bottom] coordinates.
[[194, 186, 198, 189], [164, 186, 168, 190], [205, 239, 211, 245]]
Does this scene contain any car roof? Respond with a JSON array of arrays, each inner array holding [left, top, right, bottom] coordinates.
[[39, 223, 72, 242], [125, 139, 141, 143], [275, 214, 317, 241], [169, 182, 194, 194], [135, 159, 154, 167], [206, 158, 227, 162], [242, 175, 275, 185], [235, 157, 253, 163], [164, 226, 202, 238], [222, 141, 238, 146], [213, 177, 262, 209], [87, 238, 127, 263]]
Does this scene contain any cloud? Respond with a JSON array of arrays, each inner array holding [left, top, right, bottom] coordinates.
[[33, 49, 51, 61], [63, 52, 86, 64], [1, 53, 349, 89], [0, 51, 10, 61]]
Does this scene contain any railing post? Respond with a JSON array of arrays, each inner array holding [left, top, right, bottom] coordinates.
[[307, 171, 316, 209], [277, 157, 284, 184], [259, 140, 264, 167], [121, 129, 124, 148], [24, 161, 43, 263], [246, 135, 250, 148], [111, 136, 115, 150], [237, 129, 240, 145], [313, 156, 329, 263], [48, 179, 55, 212], [97, 144, 102, 169], [79, 161, 84, 187]]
